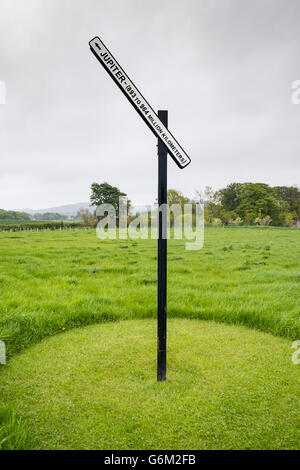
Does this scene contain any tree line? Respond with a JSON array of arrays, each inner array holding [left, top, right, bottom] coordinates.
[[204, 183, 300, 226], [83, 181, 300, 228], [0, 209, 30, 220], [0, 208, 74, 222], [2, 181, 299, 230]]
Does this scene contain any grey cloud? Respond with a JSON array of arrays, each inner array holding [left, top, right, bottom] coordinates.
[[0, 0, 299, 209]]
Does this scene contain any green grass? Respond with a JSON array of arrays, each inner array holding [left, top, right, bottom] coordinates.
[[0, 406, 31, 450], [1, 319, 299, 450], [0, 226, 299, 449], [0, 227, 300, 361]]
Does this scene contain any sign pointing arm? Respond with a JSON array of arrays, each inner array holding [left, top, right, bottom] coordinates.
[[89, 36, 191, 169]]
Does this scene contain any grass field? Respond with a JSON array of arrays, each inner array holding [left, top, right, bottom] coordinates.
[[0, 227, 300, 449]]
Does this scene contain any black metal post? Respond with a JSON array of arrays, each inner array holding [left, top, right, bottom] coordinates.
[[157, 110, 168, 381]]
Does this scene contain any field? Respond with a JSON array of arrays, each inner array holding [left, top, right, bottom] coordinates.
[[0, 227, 300, 449]]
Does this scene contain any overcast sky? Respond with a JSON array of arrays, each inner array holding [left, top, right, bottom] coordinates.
[[0, 0, 299, 210]]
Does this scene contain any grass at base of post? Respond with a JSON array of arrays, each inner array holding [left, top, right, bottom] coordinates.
[[0, 319, 299, 450]]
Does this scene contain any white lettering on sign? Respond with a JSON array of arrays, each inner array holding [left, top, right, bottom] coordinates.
[[89, 36, 191, 169]]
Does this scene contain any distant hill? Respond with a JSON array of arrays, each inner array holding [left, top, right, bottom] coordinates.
[[16, 202, 152, 218], [20, 202, 91, 217]]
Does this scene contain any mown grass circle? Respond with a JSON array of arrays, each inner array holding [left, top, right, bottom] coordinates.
[[1, 319, 299, 450]]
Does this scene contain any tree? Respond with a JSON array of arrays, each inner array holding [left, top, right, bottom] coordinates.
[[167, 189, 190, 208], [161, 183, 300, 227], [217, 183, 241, 212], [272, 186, 300, 223], [33, 212, 65, 221], [153, 189, 190, 228], [90, 182, 131, 222], [202, 186, 217, 206], [218, 183, 280, 225], [195, 187, 222, 224], [76, 209, 97, 227]]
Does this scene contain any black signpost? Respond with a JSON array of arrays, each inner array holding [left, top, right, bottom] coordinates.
[[157, 110, 168, 381], [89, 36, 191, 381]]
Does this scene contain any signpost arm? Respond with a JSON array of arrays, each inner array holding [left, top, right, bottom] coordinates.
[[157, 110, 168, 381]]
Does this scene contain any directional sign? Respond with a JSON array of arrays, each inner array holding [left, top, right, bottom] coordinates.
[[89, 36, 191, 169]]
